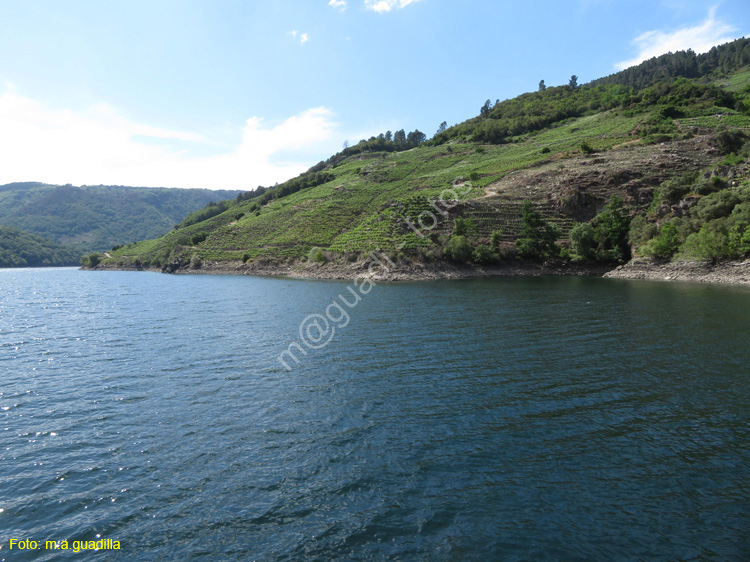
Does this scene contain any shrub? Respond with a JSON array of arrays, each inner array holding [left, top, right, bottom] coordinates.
[[445, 235, 473, 262], [592, 196, 631, 262], [190, 255, 202, 269], [628, 215, 658, 251], [568, 222, 596, 260], [580, 141, 595, 154], [309, 247, 327, 264], [728, 223, 750, 256], [490, 229, 504, 248], [641, 221, 682, 258], [191, 232, 209, 246], [540, 147, 551, 154], [693, 190, 741, 221], [716, 130, 747, 155], [472, 244, 497, 264], [452, 217, 477, 238], [515, 201, 560, 259], [658, 172, 698, 203], [81, 253, 101, 268], [469, 171, 481, 182], [680, 221, 732, 261], [174, 234, 191, 246]]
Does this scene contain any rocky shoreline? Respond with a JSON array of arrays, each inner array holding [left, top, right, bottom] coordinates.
[[604, 258, 750, 285], [87, 256, 750, 285], [90, 258, 614, 282]]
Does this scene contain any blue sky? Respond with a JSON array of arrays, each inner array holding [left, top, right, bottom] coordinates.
[[0, 0, 748, 190]]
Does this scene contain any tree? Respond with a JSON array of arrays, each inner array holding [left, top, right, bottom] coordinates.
[[515, 201, 560, 259], [592, 196, 631, 262], [436, 121, 447, 136], [569, 75, 578, 88], [480, 99, 492, 117], [569, 222, 595, 259], [385, 130, 393, 142], [393, 129, 406, 146], [490, 229, 504, 248], [343, 140, 350, 149], [453, 217, 477, 238], [407, 130, 427, 146], [539, 80, 546, 91], [445, 235, 472, 262]]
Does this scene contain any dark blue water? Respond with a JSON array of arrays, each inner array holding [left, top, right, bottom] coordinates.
[[1, 268, 749, 561]]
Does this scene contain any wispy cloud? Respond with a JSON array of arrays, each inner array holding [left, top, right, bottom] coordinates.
[[615, 6, 740, 70], [328, 0, 348, 11], [288, 30, 310, 45], [364, 0, 422, 14], [0, 88, 342, 190]]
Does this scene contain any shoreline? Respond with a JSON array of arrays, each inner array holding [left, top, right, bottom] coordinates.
[[88, 258, 750, 285], [603, 258, 750, 285], [90, 259, 614, 281]]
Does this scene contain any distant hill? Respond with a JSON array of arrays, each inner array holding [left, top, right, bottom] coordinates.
[[0, 226, 81, 267], [90, 38, 750, 273], [0, 183, 242, 253]]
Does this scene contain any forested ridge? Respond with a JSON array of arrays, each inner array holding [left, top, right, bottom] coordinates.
[[0, 226, 81, 268]]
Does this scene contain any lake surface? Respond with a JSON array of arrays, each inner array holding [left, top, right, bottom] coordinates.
[[1, 268, 749, 561]]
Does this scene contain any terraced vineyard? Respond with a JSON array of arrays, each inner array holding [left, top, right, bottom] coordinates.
[[96, 55, 750, 272]]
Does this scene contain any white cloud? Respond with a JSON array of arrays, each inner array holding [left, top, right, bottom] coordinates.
[[328, 0, 348, 11], [289, 30, 310, 44], [364, 0, 422, 14], [0, 88, 342, 190], [615, 7, 740, 70]]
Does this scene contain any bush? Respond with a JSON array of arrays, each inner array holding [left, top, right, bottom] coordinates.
[[540, 146, 551, 154], [490, 229, 504, 248], [515, 201, 560, 259], [174, 234, 191, 246], [580, 141, 595, 154], [472, 244, 497, 264], [568, 222, 596, 260], [716, 130, 748, 155], [468, 171, 481, 182], [628, 215, 658, 251], [693, 190, 741, 221], [681, 221, 732, 261], [190, 255, 202, 269], [191, 232, 209, 246], [81, 253, 101, 268], [641, 220, 682, 258], [309, 247, 327, 264], [445, 235, 473, 262], [592, 196, 631, 262], [452, 217, 477, 238]]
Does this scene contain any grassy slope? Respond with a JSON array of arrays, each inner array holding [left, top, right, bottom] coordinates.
[[106, 111, 664, 265], [103, 65, 750, 270]]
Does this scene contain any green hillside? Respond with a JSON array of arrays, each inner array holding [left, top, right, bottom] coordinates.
[[0, 183, 241, 253], [92, 39, 750, 273], [0, 226, 81, 268]]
